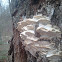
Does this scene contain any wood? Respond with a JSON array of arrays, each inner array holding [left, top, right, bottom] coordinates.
[[9, 0, 62, 62]]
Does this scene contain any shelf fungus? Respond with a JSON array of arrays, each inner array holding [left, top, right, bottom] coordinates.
[[17, 14, 62, 62]]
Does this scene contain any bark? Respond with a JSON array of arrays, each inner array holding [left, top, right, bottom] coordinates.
[[8, 0, 62, 62], [8, 24, 27, 62]]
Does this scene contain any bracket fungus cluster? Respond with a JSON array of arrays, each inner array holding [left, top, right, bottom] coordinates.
[[17, 14, 62, 62]]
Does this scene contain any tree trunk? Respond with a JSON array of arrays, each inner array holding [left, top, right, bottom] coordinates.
[[8, 0, 62, 62]]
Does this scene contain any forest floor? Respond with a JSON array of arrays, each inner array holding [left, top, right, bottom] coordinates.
[[0, 40, 9, 62]]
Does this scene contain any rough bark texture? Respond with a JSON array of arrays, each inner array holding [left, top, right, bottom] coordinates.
[[8, 0, 62, 62], [8, 24, 27, 62]]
